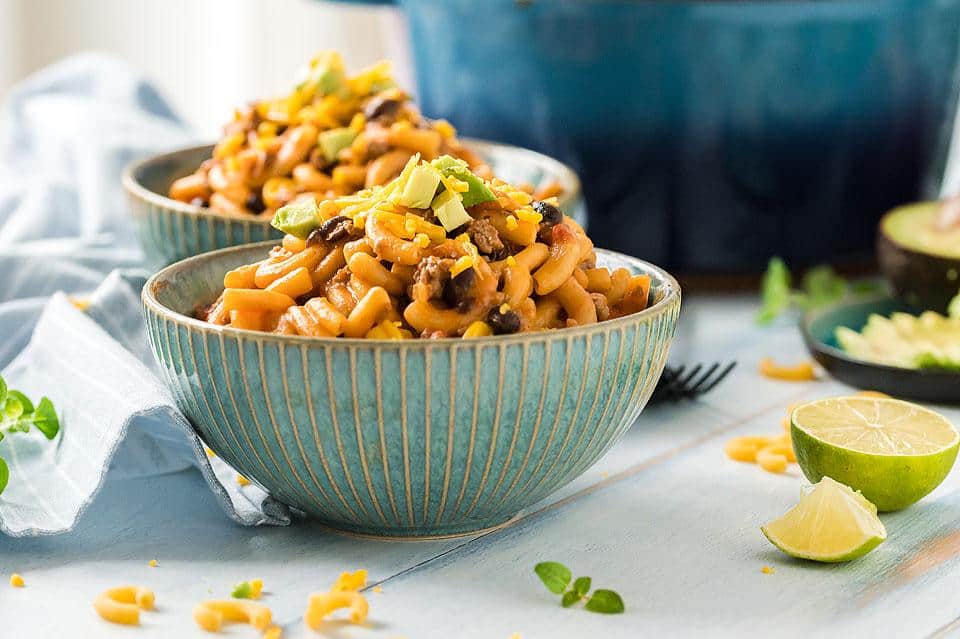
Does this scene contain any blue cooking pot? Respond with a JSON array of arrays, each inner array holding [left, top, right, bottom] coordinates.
[[334, 0, 960, 272]]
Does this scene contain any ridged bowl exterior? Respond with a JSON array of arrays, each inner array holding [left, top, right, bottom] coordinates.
[[143, 242, 679, 537], [123, 140, 585, 269]]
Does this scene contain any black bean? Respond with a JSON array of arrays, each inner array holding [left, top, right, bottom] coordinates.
[[442, 269, 476, 311], [189, 197, 207, 208], [318, 215, 356, 242], [245, 191, 266, 214], [532, 200, 563, 227], [447, 222, 470, 238], [305, 228, 324, 247], [364, 96, 401, 121], [487, 307, 521, 334]]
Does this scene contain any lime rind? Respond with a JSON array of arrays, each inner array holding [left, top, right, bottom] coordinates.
[[761, 477, 886, 563], [790, 397, 959, 511]]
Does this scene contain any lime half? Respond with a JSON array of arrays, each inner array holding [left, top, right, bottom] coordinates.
[[761, 477, 886, 562], [791, 397, 959, 511]]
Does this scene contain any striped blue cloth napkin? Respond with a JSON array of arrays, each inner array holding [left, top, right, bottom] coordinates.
[[0, 54, 289, 535]]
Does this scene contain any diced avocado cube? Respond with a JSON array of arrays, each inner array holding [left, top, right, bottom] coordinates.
[[318, 128, 357, 163], [398, 164, 442, 209], [306, 52, 345, 97], [431, 155, 496, 208], [432, 188, 472, 232], [271, 198, 321, 239]]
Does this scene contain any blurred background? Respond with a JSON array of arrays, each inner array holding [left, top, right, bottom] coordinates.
[[4, 0, 960, 274], [0, 0, 407, 136]]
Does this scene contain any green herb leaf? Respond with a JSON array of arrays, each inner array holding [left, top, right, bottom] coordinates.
[[0, 376, 7, 408], [535, 562, 572, 595], [850, 280, 886, 296], [231, 581, 253, 599], [584, 589, 625, 614], [572, 577, 591, 596], [561, 590, 581, 608], [0, 456, 7, 494], [6, 390, 33, 417], [31, 398, 60, 440], [800, 265, 847, 310], [756, 257, 792, 324]]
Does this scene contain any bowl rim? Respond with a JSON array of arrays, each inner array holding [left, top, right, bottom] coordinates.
[[800, 292, 960, 380], [121, 137, 583, 225], [142, 241, 681, 346]]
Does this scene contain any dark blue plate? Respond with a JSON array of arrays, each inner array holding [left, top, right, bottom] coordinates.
[[801, 295, 960, 404]]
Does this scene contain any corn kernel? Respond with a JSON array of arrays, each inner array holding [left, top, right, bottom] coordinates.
[[516, 207, 543, 224], [463, 321, 494, 338]]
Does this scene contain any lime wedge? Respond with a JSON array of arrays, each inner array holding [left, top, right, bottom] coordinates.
[[791, 397, 959, 511], [761, 477, 886, 562]]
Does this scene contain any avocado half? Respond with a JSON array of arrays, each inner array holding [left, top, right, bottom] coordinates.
[[878, 202, 960, 313]]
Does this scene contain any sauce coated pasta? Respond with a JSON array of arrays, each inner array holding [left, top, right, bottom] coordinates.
[[200, 156, 651, 339], [169, 51, 562, 218]]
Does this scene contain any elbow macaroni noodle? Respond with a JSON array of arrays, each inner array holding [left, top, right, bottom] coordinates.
[[94, 586, 156, 626], [201, 156, 653, 339], [168, 51, 561, 218]]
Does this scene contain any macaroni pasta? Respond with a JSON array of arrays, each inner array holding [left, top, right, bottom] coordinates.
[[169, 51, 561, 218], [200, 156, 651, 339]]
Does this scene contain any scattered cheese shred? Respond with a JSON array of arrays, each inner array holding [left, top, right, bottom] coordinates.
[[148, 559, 158, 568], [761, 566, 775, 575], [10, 574, 24, 588], [205, 447, 216, 458], [237, 475, 251, 487], [372, 585, 383, 594], [264, 626, 283, 639]]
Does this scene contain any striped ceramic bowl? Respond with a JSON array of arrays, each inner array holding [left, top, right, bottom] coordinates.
[[142, 242, 680, 538], [123, 140, 585, 269]]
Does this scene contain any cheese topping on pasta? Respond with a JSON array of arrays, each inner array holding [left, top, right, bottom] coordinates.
[[200, 156, 651, 339], [168, 51, 562, 219]]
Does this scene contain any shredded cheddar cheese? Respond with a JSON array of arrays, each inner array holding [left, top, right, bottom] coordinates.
[[148, 559, 158, 568], [237, 475, 251, 487], [761, 566, 775, 575], [10, 574, 24, 588], [264, 626, 283, 639]]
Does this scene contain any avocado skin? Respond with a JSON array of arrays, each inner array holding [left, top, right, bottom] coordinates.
[[878, 218, 960, 314]]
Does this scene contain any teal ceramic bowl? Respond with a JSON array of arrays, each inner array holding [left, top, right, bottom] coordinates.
[[123, 140, 585, 269], [142, 242, 680, 538]]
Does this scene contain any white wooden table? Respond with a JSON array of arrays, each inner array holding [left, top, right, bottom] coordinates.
[[3, 294, 960, 638]]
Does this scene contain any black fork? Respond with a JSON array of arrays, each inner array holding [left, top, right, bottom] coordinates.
[[649, 361, 737, 403]]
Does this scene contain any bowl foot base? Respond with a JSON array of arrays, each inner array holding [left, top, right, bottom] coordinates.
[[310, 512, 521, 541]]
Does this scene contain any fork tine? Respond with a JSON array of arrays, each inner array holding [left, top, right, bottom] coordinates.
[[697, 361, 737, 394], [686, 362, 721, 394], [670, 364, 702, 394]]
